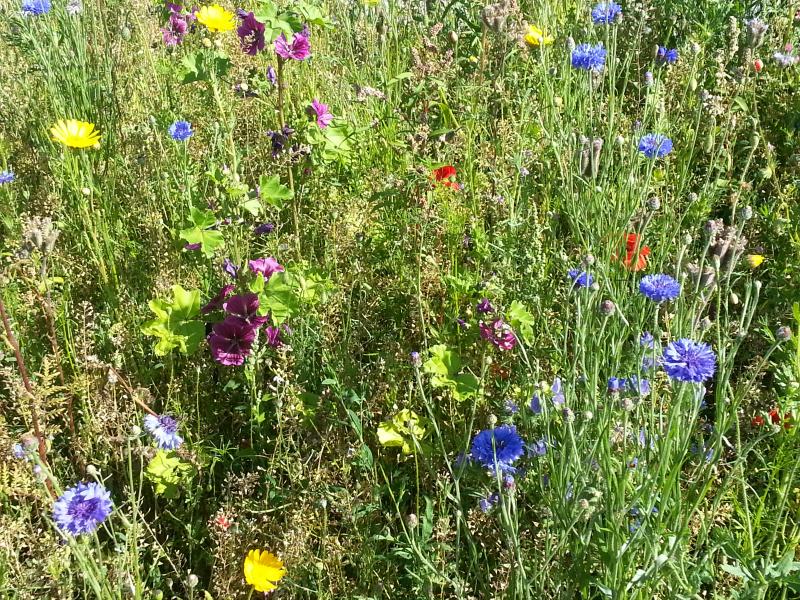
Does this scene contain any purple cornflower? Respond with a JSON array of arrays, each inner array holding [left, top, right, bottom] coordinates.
[[638, 133, 673, 158], [0, 170, 15, 184], [479, 318, 517, 351], [661, 339, 716, 383], [237, 10, 265, 55], [470, 425, 525, 474], [551, 378, 565, 406], [224, 293, 269, 328], [274, 32, 311, 61], [266, 65, 277, 85], [591, 1, 622, 24], [626, 376, 650, 396], [640, 331, 655, 348], [410, 351, 421, 366], [639, 273, 681, 302], [208, 317, 257, 366], [307, 99, 333, 128], [504, 400, 519, 414], [53, 482, 113, 536], [143, 414, 183, 450], [168, 120, 193, 141], [644, 71, 654, 86], [254, 222, 275, 235], [22, 0, 51, 15], [529, 438, 547, 456], [479, 492, 500, 513], [568, 268, 594, 289], [529, 393, 542, 414], [656, 46, 679, 64], [222, 258, 238, 278], [476, 298, 494, 314], [608, 377, 625, 393], [248, 257, 284, 280], [571, 43, 607, 71], [201, 284, 234, 314], [266, 126, 294, 156], [12, 443, 26, 459]]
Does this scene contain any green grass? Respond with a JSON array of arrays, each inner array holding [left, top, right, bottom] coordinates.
[[2, 0, 800, 598]]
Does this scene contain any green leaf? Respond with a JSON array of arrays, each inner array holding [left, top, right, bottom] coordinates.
[[181, 51, 231, 84], [180, 207, 224, 258], [507, 300, 535, 344], [145, 451, 197, 498], [141, 285, 204, 356], [423, 344, 460, 382], [719, 563, 750, 580], [453, 372, 479, 401], [258, 272, 299, 323], [377, 409, 430, 454], [259, 174, 294, 209]]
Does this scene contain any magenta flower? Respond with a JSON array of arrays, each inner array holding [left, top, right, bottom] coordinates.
[[161, 4, 191, 46], [264, 325, 283, 347], [237, 10, 265, 55], [248, 257, 285, 280], [208, 317, 257, 366], [274, 32, 310, 61], [224, 293, 269, 328], [479, 319, 517, 351], [201, 284, 235, 314], [307, 99, 333, 128]]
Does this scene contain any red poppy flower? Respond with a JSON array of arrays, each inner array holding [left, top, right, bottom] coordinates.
[[432, 165, 459, 190], [769, 408, 793, 429], [613, 233, 651, 271], [751, 415, 765, 427]]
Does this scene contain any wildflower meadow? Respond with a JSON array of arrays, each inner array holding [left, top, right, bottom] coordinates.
[[3, 0, 800, 598]]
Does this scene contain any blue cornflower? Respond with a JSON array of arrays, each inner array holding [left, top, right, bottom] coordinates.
[[504, 399, 519, 414], [638, 133, 673, 158], [640, 331, 654, 348], [12, 443, 26, 459], [661, 338, 716, 383], [22, 0, 51, 15], [53, 482, 113, 536], [607, 377, 625, 393], [657, 46, 679, 64], [254, 222, 275, 235], [571, 43, 607, 71], [568, 268, 594, 289], [627, 376, 650, 396], [168, 120, 194, 142], [0, 170, 15, 184], [470, 425, 525, 474], [591, 1, 622, 24], [479, 492, 500, 513], [144, 414, 183, 450], [639, 274, 681, 302]]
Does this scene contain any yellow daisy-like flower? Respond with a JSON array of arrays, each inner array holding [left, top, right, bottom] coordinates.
[[243, 549, 285, 594], [50, 119, 101, 149], [195, 4, 235, 32], [524, 24, 554, 47], [747, 254, 765, 268]]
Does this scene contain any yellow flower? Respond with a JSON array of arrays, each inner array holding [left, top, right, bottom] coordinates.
[[524, 24, 554, 47], [195, 4, 235, 32], [243, 549, 285, 594], [362, 0, 380, 5], [50, 119, 101, 149], [747, 254, 765, 268]]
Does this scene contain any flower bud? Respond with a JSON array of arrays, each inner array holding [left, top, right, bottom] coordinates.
[[753, 58, 764, 72], [776, 326, 793, 341], [487, 414, 498, 426], [406, 513, 418, 529], [186, 574, 199, 589], [599, 299, 616, 316]]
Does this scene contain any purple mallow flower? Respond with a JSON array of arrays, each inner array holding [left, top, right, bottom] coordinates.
[[248, 257, 285, 280], [161, 4, 193, 46], [274, 32, 310, 61], [661, 338, 716, 383], [307, 99, 333, 128], [476, 298, 494, 314], [144, 414, 183, 450], [479, 318, 517, 351], [254, 222, 275, 235], [201, 284, 234, 314], [53, 482, 113, 536], [208, 317, 257, 366], [224, 293, 269, 328], [222, 258, 238, 279], [237, 10, 265, 55]]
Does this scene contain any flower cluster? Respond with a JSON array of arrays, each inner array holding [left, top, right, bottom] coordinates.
[[572, 43, 607, 71], [161, 3, 195, 46], [479, 318, 517, 351]]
